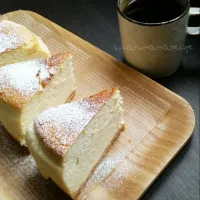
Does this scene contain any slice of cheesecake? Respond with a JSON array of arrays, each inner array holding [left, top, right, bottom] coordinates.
[[26, 88, 124, 198], [0, 53, 75, 145], [0, 20, 50, 67]]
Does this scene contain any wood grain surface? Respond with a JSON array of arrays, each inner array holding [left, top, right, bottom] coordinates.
[[0, 10, 195, 200]]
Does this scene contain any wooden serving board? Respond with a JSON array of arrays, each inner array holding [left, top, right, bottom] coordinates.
[[0, 10, 195, 200]]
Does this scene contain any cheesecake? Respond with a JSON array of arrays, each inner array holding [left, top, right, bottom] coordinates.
[[0, 53, 75, 145], [0, 20, 50, 67], [25, 88, 124, 198]]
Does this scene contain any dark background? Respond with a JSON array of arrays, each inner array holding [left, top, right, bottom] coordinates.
[[1, 0, 200, 199]]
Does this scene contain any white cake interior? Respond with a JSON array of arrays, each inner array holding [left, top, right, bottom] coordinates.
[[0, 58, 75, 145], [0, 20, 50, 67], [26, 90, 123, 197], [0, 35, 50, 67]]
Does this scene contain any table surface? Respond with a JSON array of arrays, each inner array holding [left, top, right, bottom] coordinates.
[[1, 0, 200, 200]]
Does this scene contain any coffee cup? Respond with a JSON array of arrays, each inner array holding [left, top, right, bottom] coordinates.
[[117, 0, 200, 78]]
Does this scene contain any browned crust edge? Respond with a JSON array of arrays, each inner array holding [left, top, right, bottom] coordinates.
[[73, 123, 125, 199], [66, 90, 76, 103]]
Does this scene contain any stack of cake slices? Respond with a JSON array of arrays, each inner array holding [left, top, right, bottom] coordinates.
[[0, 20, 124, 199]]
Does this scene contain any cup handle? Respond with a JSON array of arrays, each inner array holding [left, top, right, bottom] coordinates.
[[187, 7, 200, 35]]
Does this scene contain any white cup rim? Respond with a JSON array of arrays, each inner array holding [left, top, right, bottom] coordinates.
[[117, 0, 190, 26]]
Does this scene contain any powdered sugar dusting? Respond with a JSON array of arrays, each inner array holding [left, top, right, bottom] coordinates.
[[0, 59, 57, 108], [34, 89, 116, 158], [77, 144, 132, 199], [0, 20, 24, 53], [88, 144, 132, 185]]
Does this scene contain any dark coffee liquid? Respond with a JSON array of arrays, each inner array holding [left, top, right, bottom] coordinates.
[[123, 0, 185, 23]]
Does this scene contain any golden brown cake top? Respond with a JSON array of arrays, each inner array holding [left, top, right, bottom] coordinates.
[[34, 88, 117, 158], [0, 53, 71, 108], [0, 20, 35, 54]]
